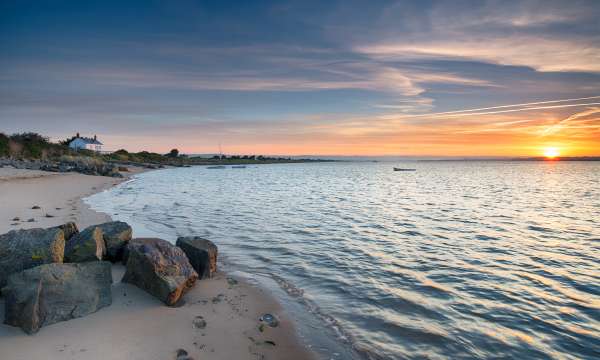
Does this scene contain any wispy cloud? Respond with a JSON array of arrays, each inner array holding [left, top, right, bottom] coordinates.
[[356, 37, 600, 73], [353, 1, 600, 73]]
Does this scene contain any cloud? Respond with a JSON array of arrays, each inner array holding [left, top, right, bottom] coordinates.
[[350, 0, 600, 73], [356, 37, 600, 73]]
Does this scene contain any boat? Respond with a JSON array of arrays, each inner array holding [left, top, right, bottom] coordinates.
[[393, 167, 416, 171], [231, 165, 246, 169], [207, 165, 226, 169]]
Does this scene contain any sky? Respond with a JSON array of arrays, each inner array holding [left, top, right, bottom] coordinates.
[[1, 0, 599, 157]]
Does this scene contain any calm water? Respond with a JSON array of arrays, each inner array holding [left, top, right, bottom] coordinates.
[[87, 161, 600, 360]]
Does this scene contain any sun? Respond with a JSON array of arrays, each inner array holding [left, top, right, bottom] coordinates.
[[543, 147, 560, 159]]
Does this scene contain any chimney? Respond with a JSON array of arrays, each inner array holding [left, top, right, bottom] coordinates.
[[94, 134, 97, 141], [76, 132, 80, 138]]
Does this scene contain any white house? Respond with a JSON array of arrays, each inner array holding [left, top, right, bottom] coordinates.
[[68, 133, 103, 152]]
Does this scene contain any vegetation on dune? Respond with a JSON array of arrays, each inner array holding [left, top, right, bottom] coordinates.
[[0, 132, 70, 159], [0, 132, 327, 166], [0, 133, 9, 157]]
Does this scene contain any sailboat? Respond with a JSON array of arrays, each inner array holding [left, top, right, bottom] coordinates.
[[207, 143, 226, 169]]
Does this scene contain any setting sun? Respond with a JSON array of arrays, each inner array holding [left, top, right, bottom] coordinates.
[[544, 147, 560, 158]]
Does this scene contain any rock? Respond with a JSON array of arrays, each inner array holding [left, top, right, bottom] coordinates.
[[55, 222, 79, 241], [27, 218, 35, 222], [11, 217, 20, 222], [259, 313, 279, 327], [193, 315, 206, 329], [0, 228, 65, 288], [175, 237, 218, 279], [64, 225, 105, 263], [175, 349, 194, 360], [2, 262, 112, 334], [31, 205, 41, 210], [122, 238, 198, 306], [97, 221, 132, 262]]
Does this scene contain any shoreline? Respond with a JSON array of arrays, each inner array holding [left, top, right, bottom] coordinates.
[[0, 167, 316, 360]]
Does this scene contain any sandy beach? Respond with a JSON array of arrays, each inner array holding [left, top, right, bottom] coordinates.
[[0, 168, 315, 360]]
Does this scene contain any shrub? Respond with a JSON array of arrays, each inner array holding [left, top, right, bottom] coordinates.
[[0, 133, 9, 157]]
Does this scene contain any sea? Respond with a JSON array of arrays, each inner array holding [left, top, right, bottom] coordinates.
[[86, 161, 600, 360]]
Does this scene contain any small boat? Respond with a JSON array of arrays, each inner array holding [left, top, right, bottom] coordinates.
[[207, 165, 226, 169], [231, 165, 246, 169], [393, 167, 416, 171]]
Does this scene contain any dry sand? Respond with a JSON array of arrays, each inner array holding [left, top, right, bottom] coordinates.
[[0, 167, 315, 360]]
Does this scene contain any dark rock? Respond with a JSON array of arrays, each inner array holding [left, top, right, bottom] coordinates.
[[175, 237, 218, 279], [259, 313, 279, 328], [11, 217, 20, 221], [64, 225, 105, 263], [97, 221, 132, 262], [31, 205, 41, 210], [27, 218, 35, 222], [55, 222, 79, 241], [2, 262, 112, 334], [0, 228, 65, 288], [175, 349, 194, 360], [122, 238, 198, 306], [193, 315, 206, 329]]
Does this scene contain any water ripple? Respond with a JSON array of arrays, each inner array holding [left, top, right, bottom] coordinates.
[[87, 161, 600, 360]]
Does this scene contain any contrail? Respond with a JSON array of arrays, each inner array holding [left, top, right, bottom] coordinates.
[[427, 102, 600, 118], [387, 95, 600, 119]]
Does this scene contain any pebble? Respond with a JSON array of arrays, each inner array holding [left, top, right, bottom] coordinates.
[[192, 316, 206, 329], [259, 313, 279, 327]]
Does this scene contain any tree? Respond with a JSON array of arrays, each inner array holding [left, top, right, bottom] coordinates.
[[166, 148, 179, 158]]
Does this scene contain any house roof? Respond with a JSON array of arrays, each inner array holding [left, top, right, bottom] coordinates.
[[72, 137, 103, 145]]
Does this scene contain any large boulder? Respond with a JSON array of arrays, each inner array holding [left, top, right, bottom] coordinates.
[[122, 238, 198, 306], [64, 225, 105, 263], [176, 236, 218, 279], [54, 222, 79, 241], [0, 228, 65, 288], [3, 262, 112, 334], [97, 221, 132, 262]]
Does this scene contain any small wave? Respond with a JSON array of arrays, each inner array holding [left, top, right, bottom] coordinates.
[[527, 225, 554, 233]]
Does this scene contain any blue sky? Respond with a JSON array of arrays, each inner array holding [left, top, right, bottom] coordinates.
[[1, 0, 599, 155]]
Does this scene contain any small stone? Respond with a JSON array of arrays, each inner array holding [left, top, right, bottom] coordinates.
[[259, 313, 279, 327], [227, 277, 238, 286], [31, 205, 41, 209], [12, 217, 20, 221], [45, 213, 54, 218], [193, 316, 206, 329], [27, 218, 35, 222], [211, 294, 224, 304], [175, 348, 194, 360]]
